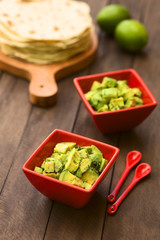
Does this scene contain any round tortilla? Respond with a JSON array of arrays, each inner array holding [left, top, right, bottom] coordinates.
[[0, 0, 94, 64]]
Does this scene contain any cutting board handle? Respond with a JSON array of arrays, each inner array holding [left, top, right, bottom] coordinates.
[[29, 68, 58, 107], [0, 34, 98, 107]]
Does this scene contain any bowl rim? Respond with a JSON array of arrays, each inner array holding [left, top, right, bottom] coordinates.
[[73, 68, 157, 116], [22, 129, 120, 193]]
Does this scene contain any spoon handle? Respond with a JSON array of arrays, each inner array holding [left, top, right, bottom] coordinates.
[[107, 166, 130, 202], [107, 177, 138, 214], [107, 151, 141, 203]]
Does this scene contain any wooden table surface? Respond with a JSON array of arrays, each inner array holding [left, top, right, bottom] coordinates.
[[0, 0, 160, 239]]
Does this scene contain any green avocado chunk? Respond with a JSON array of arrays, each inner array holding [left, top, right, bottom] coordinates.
[[89, 92, 105, 110], [65, 148, 81, 173], [54, 142, 76, 153], [125, 96, 143, 108], [117, 80, 129, 90], [59, 170, 84, 188], [90, 81, 102, 91], [102, 88, 118, 99], [83, 182, 92, 189], [43, 171, 60, 179], [54, 159, 63, 173], [41, 160, 45, 169], [99, 158, 108, 172], [78, 146, 92, 154], [44, 161, 55, 173], [102, 77, 117, 88], [45, 157, 54, 162], [78, 148, 89, 159], [34, 166, 43, 174], [76, 158, 92, 178], [81, 168, 99, 185], [89, 145, 103, 171], [85, 91, 94, 101], [97, 104, 108, 112], [109, 97, 124, 110], [91, 145, 103, 156], [51, 152, 67, 165]]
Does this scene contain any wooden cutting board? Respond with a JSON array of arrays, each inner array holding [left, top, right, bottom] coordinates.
[[0, 34, 98, 107]]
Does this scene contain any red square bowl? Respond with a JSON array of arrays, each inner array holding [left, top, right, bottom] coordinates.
[[74, 69, 157, 134], [22, 129, 119, 208]]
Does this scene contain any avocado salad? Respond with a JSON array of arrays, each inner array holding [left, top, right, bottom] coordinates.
[[85, 77, 143, 112], [34, 142, 108, 189]]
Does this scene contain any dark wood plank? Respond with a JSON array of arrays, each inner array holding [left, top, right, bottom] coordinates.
[[102, 0, 160, 239], [0, 73, 32, 191]]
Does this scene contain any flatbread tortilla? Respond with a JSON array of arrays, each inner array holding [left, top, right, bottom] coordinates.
[[0, 0, 94, 64]]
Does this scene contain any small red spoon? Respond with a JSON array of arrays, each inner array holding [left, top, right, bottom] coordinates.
[[107, 151, 142, 203], [107, 163, 151, 214]]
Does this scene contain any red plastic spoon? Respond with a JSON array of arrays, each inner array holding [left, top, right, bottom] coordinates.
[[107, 163, 151, 214], [107, 151, 142, 203]]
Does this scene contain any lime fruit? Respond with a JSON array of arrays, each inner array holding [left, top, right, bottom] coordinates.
[[114, 19, 149, 52], [97, 4, 130, 35]]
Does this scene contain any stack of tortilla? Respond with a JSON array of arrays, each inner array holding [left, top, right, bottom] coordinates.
[[0, 0, 94, 64]]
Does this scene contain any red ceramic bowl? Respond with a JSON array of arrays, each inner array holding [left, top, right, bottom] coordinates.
[[74, 69, 157, 134], [22, 129, 119, 208]]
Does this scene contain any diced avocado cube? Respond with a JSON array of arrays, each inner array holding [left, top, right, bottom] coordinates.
[[54, 159, 63, 173], [65, 148, 81, 173], [99, 158, 108, 172], [135, 97, 143, 106], [34, 166, 43, 174], [91, 145, 103, 156], [75, 168, 83, 178], [43, 171, 60, 179], [45, 157, 54, 162], [124, 97, 136, 108], [65, 142, 77, 150], [102, 77, 117, 88], [102, 88, 118, 99], [84, 182, 92, 189], [122, 88, 135, 101], [72, 178, 84, 188], [41, 160, 45, 169], [54, 142, 76, 154], [132, 88, 142, 97], [95, 101, 106, 111], [81, 168, 99, 185], [89, 92, 104, 109], [117, 80, 129, 90], [44, 161, 55, 173], [97, 104, 109, 112], [78, 149, 89, 159], [85, 91, 94, 101], [78, 146, 92, 154], [90, 154, 102, 171], [125, 97, 143, 108], [109, 97, 124, 110], [90, 81, 102, 91], [54, 143, 69, 153], [51, 152, 58, 158], [109, 104, 121, 111], [80, 158, 92, 172], [51, 152, 67, 165], [59, 170, 84, 188], [89, 146, 103, 170]]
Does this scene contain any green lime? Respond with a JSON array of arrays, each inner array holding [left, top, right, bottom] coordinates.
[[97, 4, 130, 35], [114, 19, 149, 52]]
